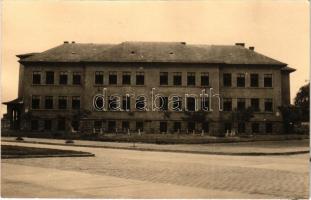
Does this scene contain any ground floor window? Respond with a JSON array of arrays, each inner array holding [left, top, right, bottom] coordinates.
[[252, 123, 259, 134], [122, 121, 129, 131], [188, 121, 195, 132], [265, 122, 273, 133], [44, 120, 52, 131], [238, 122, 245, 134], [94, 120, 102, 129], [136, 121, 144, 131], [160, 121, 167, 133], [71, 120, 79, 131], [224, 123, 232, 133], [31, 120, 39, 131], [108, 121, 116, 132], [173, 122, 181, 132], [57, 119, 66, 131], [202, 122, 209, 132]]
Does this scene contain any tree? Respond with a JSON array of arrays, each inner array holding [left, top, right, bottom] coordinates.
[[278, 105, 302, 134], [231, 107, 254, 134], [294, 83, 309, 122]]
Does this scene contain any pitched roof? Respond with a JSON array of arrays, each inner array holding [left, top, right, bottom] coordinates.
[[19, 41, 287, 65], [2, 98, 23, 105]]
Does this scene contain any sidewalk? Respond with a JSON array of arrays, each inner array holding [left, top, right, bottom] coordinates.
[[1, 137, 309, 156]]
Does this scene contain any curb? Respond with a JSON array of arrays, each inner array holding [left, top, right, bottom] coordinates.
[[2, 139, 309, 156], [1, 153, 95, 159]]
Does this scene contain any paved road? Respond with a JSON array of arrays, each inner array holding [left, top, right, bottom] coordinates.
[[1, 142, 309, 198]]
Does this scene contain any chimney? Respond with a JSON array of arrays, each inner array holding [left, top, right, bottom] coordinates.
[[64, 41, 69, 44], [71, 41, 75, 44], [235, 43, 245, 47], [249, 46, 255, 51]]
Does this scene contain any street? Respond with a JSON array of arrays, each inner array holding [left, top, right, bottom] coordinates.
[[1, 142, 309, 198]]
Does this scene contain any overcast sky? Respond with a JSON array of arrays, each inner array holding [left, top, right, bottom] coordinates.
[[1, 0, 309, 116]]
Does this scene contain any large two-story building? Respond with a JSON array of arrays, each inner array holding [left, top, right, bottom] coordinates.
[[4, 41, 295, 135]]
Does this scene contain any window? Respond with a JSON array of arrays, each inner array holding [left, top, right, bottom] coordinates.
[[188, 122, 195, 132], [72, 96, 80, 110], [202, 122, 209, 132], [32, 71, 41, 84], [136, 96, 146, 111], [160, 122, 167, 133], [187, 72, 196, 86], [57, 118, 66, 131], [265, 122, 273, 133], [264, 74, 273, 87], [94, 121, 102, 129], [73, 72, 81, 85], [186, 97, 196, 111], [46, 71, 54, 84], [122, 121, 130, 131], [201, 97, 209, 111], [252, 123, 259, 133], [201, 72, 209, 86], [122, 96, 131, 111], [95, 71, 104, 85], [109, 71, 117, 85], [71, 120, 79, 131], [264, 98, 273, 112], [173, 72, 182, 86], [223, 98, 232, 111], [237, 73, 245, 87], [122, 72, 131, 85], [108, 121, 116, 132], [160, 72, 168, 85], [237, 98, 246, 111], [250, 74, 259, 87], [94, 97, 104, 110], [44, 120, 52, 131], [59, 72, 68, 85], [44, 96, 53, 109], [160, 96, 168, 111], [251, 98, 260, 112], [136, 72, 144, 85], [136, 121, 144, 131], [238, 122, 245, 133], [32, 95, 40, 109], [224, 123, 232, 133], [31, 120, 39, 131], [58, 96, 67, 109], [108, 96, 118, 111], [174, 122, 181, 132], [172, 96, 182, 111], [223, 73, 232, 87]]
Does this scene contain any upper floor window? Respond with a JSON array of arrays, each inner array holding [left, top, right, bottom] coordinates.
[[251, 98, 260, 112], [223, 98, 232, 111], [264, 74, 273, 87], [95, 71, 104, 85], [32, 71, 41, 84], [59, 72, 68, 85], [159, 96, 168, 111], [109, 71, 117, 85], [108, 96, 118, 110], [236, 73, 245, 87], [46, 71, 54, 84], [72, 96, 80, 110], [201, 72, 209, 86], [173, 72, 182, 86], [58, 96, 67, 109], [264, 98, 273, 112], [237, 98, 246, 111], [250, 74, 259, 87], [187, 72, 196, 86], [186, 97, 196, 111], [122, 72, 131, 85], [73, 72, 81, 85], [44, 96, 53, 109], [32, 95, 40, 109], [136, 72, 144, 85], [201, 97, 209, 111], [160, 72, 168, 85], [223, 73, 232, 87], [122, 96, 131, 111], [172, 96, 182, 111]]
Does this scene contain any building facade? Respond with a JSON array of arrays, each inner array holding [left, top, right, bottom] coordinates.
[[4, 41, 295, 135]]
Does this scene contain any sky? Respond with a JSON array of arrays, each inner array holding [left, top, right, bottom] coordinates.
[[1, 0, 309, 116]]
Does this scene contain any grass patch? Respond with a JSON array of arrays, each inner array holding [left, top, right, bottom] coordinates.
[[1, 145, 94, 159]]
